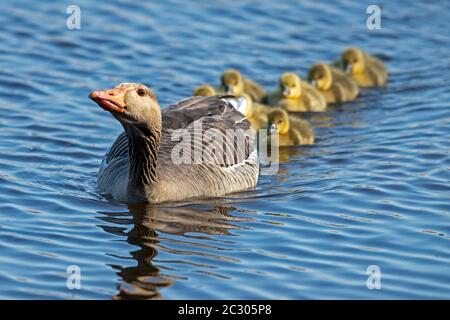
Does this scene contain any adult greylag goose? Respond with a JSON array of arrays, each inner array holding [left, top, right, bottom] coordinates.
[[89, 83, 259, 203]]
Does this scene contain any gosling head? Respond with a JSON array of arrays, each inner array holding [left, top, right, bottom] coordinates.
[[221, 69, 244, 95], [193, 84, 216, 97], [268, 108, 289, 135], [279, 72, 302, 98], [341, 47, 365, 74], [89, 83, 161, 131], [308, 63, 333, 91]]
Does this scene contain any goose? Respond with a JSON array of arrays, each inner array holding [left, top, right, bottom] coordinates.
[[308, 63, 359, 103], [267, 72, 327, 112], [193, 84, 217, 97], [266, 108, 314, 146], [89, 83, 259, 203], [337, 47, 388, 87], [219, 69, 267, 103]]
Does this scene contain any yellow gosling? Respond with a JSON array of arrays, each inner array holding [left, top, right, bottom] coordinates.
[[193, 84, 217, 97], [339, 47, 388, 87], [220, 69, 267, 102], [267, 108, 314, 146], [239, 94, 270, 131], [268, 72, 327, 112], [308, 63, 359, 104]]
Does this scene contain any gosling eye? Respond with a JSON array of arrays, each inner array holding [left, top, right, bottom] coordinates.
[[137, 88, 146, 97]]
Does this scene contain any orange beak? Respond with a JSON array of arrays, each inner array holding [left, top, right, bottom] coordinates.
[[89, 86, 127, 113]]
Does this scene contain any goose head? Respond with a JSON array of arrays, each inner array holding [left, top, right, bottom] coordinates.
[[89, 83, 161, 132], [193, 84, 216, 97], [220, 69, 244, 95], [308, 63, 333, 91], [279, 72, 302, 99], [341, 47, 365, 74], [268, 108, 289, 135]]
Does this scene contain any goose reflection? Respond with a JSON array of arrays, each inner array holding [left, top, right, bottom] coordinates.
[[99, 203, 250, 299]]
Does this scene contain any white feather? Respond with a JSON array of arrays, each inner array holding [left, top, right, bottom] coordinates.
[[221, 96, 248, 116]]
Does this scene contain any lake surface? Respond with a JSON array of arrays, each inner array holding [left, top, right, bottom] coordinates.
[[0, 0, 449, 299]]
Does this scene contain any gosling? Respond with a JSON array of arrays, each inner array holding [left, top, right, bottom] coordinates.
[[193, 84, 217, 97], [220, 69, 267, 102], [239, 94, 270, 131], [268, 72, 327, 112], [266, 108, 314, 146], [338, 47, 388, 87], [308, 63, 359, 104]]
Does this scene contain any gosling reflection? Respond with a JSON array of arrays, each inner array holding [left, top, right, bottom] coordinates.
[[261, 142, 313, 164], [110, 204, 244, 299]]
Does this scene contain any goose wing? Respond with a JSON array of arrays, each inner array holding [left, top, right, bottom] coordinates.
[[159, 96, 256, 167]]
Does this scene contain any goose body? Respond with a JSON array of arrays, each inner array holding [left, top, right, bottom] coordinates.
[[308, 63, 359, 103], [91, 83, 259, 203]]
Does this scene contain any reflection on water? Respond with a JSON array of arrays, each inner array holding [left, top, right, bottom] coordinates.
[[265, 146, 313, 164], [0, 0, 450, 299], [100, 204, 250, 299]]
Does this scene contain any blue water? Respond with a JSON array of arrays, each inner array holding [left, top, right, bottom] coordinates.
[[0, 0, 449, 299]]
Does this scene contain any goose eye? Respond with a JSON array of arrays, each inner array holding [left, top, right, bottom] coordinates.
[[137, 88, 146, 97]]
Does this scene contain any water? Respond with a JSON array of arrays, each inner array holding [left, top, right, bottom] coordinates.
[[0, 0, 449, 299]]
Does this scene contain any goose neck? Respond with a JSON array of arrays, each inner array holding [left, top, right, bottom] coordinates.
[[125, 122, 161, 194]]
